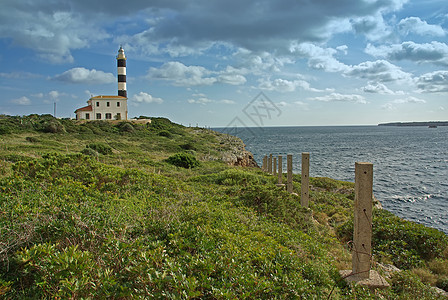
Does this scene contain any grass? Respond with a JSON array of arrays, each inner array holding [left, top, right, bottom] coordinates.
[[0, 114, 447, 299]]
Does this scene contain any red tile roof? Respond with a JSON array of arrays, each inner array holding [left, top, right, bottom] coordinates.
[[75, 105, 92, 112]]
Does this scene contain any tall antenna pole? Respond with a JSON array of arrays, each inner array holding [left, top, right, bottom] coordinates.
[[54, 102, 56, 117]]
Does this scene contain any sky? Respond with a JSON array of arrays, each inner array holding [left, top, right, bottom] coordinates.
[[1, 0, 447, 126]]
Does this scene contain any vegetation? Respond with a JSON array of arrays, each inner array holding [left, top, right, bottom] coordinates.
[[0, 114, 447, 299]]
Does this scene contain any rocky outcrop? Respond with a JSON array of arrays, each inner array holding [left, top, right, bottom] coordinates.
[[216, 133, 259, 168]]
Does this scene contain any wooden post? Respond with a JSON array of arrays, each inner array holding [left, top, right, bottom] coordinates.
[[353, 162, 373, 279], [287, 154, 293, 193], [340, 162, 388, 288], [268, 154, 273, 174], [262, 155, 267, 172], [273, 157, 277, 176], [278, 155, 283, 185], [301, 152, 310, 207]]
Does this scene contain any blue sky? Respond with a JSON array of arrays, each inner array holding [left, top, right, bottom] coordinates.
[[1, 0, 447, 126]]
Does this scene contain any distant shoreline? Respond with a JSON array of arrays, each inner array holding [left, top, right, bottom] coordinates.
[[378, 121, 448, 127]]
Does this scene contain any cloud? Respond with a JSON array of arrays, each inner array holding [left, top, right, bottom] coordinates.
[[351, 13, 393, 41], [148, 62, 216, 86], [344, 60, 412, 82], [217, 74, 247, 85], [234, 49, 291, 74], [10, 96, 31, 105], [49, 90, 61, 100], [148, 61, 248, 86], [187, 96, 213, 105], [219, 99, 236, 104], [0, 6, 109, 63], [397, 17, 446, 37], [365, 41, 448, 66], [336, 45, 348, 55], [54, 68, 115, 84], [104, 0, 407, 57], [308, 93, 367, 104], [131, 92, 164, 104], [362, 82, 404, 95], [42, 90, 71, 103], [382, 96, 426, 110], [392, 96, 426, 104], [0, 72, 41, 79], [290, 42, 348, 72], [416, 70, 448, 93], [32, 93, 44, 98], [1, 0, 412, 66], [187, 93, 235, 105], [258, 78, 322, 93]]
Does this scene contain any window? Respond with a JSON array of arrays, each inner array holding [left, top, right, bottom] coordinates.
[[96, 113, 101, 119], [96, 102, 99, 107], [116, 113, 121, 120], [107, 102, 110, 107], [105, 113, 112, 120], [85, 113, 90, 120], [117, 102, 120, 107]]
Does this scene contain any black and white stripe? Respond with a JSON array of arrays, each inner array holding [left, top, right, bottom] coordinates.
[[117, 46, 127, 98]]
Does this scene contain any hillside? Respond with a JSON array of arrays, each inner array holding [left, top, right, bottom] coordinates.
[[1, 115, 447, 299], [378, 121, 448, 127]]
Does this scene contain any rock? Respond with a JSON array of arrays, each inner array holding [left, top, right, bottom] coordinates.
[[216, 133, 259, 168]]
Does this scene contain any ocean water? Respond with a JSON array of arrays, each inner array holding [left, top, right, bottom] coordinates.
[[217, 126, 448, 234]]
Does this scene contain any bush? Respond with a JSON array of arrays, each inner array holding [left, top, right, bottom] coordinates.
[[180, 142, 196, 151], [166, 152, 200, 169], [118, 122, 134, 133], [86, 143, 113, 155], [390, 271, 439, 298], [81, 147, 99, 157], [336, 209, 448, 269], [43, 120, 66, 133], [437, 276, 448, 291], [25, 136, 39, 143], [158, 130, 172, 138]]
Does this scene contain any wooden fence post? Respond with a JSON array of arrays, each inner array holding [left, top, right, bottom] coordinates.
[[287, 154, 293, 193], [273, 157, 277, 176], [262, 155, 267, 172], [340, 162, 389, 288], [352, 162, 373, 279], [268, 154, 273, 174], [301, 152, 310, 207], [277, 155, 283, 185]]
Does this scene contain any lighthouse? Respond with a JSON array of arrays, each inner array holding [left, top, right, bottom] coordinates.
[[75, 47, 128, 120], [117, 46, 127, 98]]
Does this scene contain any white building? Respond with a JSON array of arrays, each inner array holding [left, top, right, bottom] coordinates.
[[75, 47, 128, 120], [75, 95, 127, 120]]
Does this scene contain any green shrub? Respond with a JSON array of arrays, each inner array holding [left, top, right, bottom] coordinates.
[[180, 142, 196, 151], [158, 130, 172, 138], [390, 271, 439, 298], [86, 143, 113, 155], [0, 125, 11, 134], [80, 147, 99, 157], [437, 276, 448, 291], [336, 209, 448, 269], [118, 122, 134, 133], [428, 259, 448, 276], [166, 152, 200, 168], [25, 136, 39, 143], [193, 169, 269, 186], [43, 120, 66, 133]]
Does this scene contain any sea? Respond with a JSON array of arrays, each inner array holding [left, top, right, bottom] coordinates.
[[216, 125, 448, 234]]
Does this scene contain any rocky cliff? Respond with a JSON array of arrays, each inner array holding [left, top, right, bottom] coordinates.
[[215, 133, 259, 168]]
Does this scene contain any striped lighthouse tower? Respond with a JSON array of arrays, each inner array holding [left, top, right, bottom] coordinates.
[[117, 46, 127, 98]]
